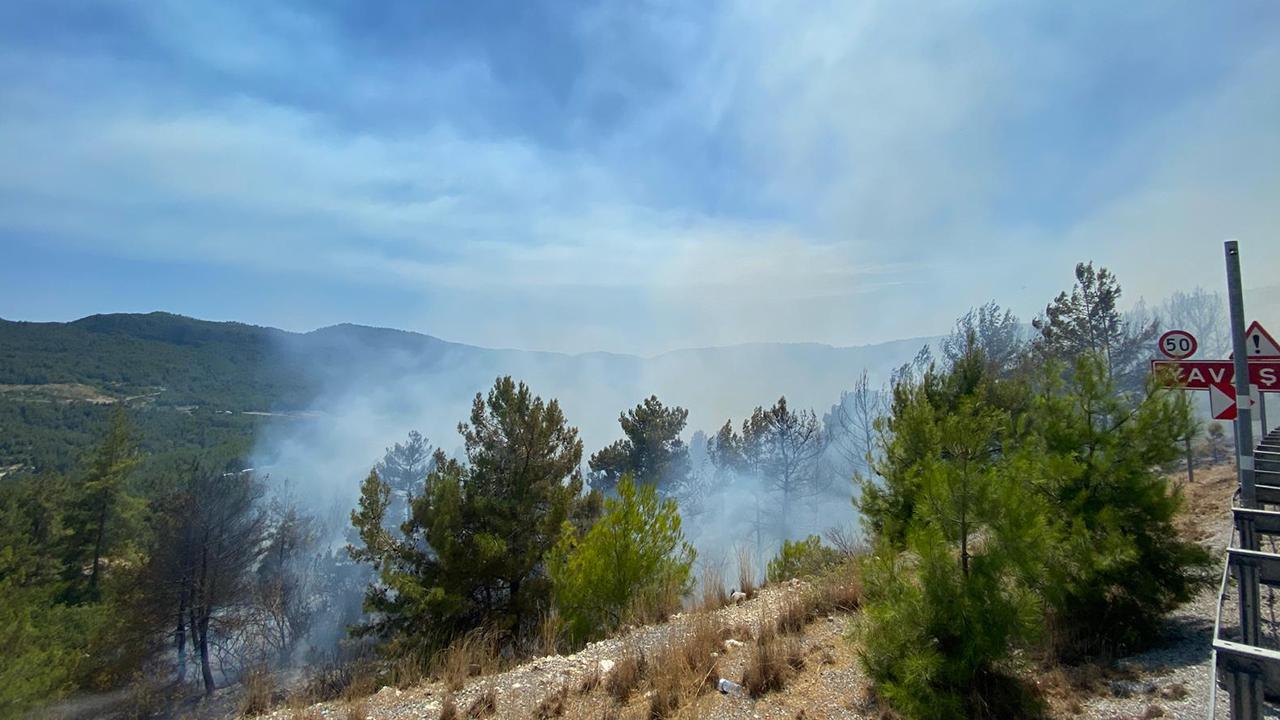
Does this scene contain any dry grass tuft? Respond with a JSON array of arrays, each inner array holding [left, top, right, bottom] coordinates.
[[736, 545, 758, 597], [535, 685, 568, 718], [344, 699, 368, 720], [389, 650, 432, 689], [774, 596, 810, 635], [628, 571, 686, 627], [537, 610, 564, 657], [812, 560, 863, 614], [742, 631, 805, 697], [439, 693, 459, 720], [698, 560, 729, 611], [605, 646, 646, 703], [240, 666, 275, 717], [464, 686, 498, 718], [302, 653, 379, 704], [578, 661, 602, 694], [646, 614, 723, 718], [436, 629, 501, 692]]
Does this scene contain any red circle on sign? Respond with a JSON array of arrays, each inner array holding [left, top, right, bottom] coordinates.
[[1158, 330, 1198, 359]]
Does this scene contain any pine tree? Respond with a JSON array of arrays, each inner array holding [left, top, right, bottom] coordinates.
[[856, 352, 1047, 718], [372, 430, 433, 526], [548, 476, 694, 644], [349, 377, 602, 655], [64, 406, 140, 601], [1030, 355, 1213, 657], [1032, 262, 1157, 391], [588, 396, 692, 496]]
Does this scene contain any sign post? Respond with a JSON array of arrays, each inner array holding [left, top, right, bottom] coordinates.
[[1226, 241, 1258, 509], [1243, 321, 1279, 434]]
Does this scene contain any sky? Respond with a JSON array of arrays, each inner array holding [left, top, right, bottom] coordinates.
[[1, 1, 1279, 355]]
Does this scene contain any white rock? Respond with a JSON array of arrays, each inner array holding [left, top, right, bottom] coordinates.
[[599, 658, 615, 675], [724, 638, 745, 651]]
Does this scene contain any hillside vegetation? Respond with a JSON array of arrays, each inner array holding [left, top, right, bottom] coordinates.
[[0, 262, 1237, 719]]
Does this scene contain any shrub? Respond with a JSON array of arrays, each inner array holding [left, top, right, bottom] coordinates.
[[856, 526, 1042, 720], [742, 631, 804, 698], [1032, 358, 1214, 658], [855, 378, 1047, 719], [240, 666, 275, 716], [767, 535, 842, 583], [605, 647, 645, 702], [548, 476, 695, 644]]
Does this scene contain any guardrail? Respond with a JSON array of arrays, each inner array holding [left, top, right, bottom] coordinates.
[[1211, 428, 1280, 719]]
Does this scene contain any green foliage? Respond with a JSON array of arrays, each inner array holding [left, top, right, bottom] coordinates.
[[766, 535, 841, 583], [855, 363, 1047, 719], [0, 576, 103, 715], [857, 526, 1042, 720], [63, 406, 142, 601], [1030, 356, 1213, 657], [855, 324, 1209, 715], [349, 377, 602, 656], [548, 476, 694, 644], [1032, 262, 1157, 391], [588, 396, 691, 495]]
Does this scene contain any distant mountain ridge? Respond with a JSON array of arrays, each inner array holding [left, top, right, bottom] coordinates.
[[0, 311, 934, 477]]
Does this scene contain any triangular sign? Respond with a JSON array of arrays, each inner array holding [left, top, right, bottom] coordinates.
[[1246, 321, 1280, 358], [1230, 321, 1280, 359]]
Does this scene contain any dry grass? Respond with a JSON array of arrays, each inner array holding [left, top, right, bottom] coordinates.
[[811, 560, 863, 614], [436, 629, 502, 692], [464, 686, 498, 718], [742, 629, 805, 698], [388, 650, 432, 689], [627, 571, 686, 627], [534, 685, 568, 718], [605, 646, 646, 702], [646, 613, 723, 718], [536, 610, 564, 657], [698, 560, 729, 611], [774, 596, 809, 635], [578, 661, 602, 694], [344, 699, 368, 720], [239, 666, 275, 716], [301, 653, 380, 703], [439, 694, 459, 720], [736, 545, 758, 597], [122, 677, 166, 720]]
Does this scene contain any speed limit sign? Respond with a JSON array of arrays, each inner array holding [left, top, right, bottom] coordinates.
[[1158, 330, 1198, 359]]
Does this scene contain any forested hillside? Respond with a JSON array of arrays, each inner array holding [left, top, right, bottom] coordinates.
[[0, 312, 928, 478]]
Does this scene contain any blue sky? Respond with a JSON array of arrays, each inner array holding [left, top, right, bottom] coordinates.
[[2, 1, 1279, 354]]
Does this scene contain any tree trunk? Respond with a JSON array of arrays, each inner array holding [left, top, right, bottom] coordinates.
[[1185, 435, 1194, 486], [175, 583, 188, 683], [198, 614, 214, 695], [89, 504, 108, 597]]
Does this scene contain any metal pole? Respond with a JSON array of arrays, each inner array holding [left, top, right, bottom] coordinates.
[[1226, 241, 1264, 720], [1226, 240, 1257, 510], [1260, 394, 1268, 438]]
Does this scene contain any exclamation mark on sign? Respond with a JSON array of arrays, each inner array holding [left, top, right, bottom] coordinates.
[[1254, 334, 1262, 354]]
